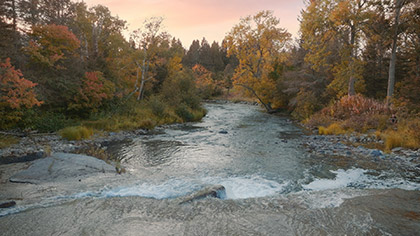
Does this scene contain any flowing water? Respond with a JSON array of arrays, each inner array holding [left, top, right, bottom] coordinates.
[[1, 102, 420, 235]]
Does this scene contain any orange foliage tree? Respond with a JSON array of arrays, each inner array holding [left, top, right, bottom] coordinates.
[[192, 64, 217, 98], [0, 58, 43, 128], [25, 24, 80, 69], [0, 58, 42, 109], [69, 71, 114, 113]]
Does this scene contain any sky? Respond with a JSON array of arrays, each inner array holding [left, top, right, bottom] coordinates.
[[82, 0, 306, 48]]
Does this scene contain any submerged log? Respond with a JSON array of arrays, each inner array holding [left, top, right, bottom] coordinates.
[[0, 201, 16, 208], [179, 185, 226, 204]]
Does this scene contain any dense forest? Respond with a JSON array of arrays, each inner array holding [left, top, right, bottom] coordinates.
[[1, 0, 419, 149]]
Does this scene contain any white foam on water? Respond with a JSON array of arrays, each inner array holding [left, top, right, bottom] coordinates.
[[0, 175, 289, 217], [203, 176, 289, 199], [101, 179, 201, 199], [303, 168, 368, 191], [100, 176, 288, 200], [293, 189, 370, 209], [302, 168, 420, 191]]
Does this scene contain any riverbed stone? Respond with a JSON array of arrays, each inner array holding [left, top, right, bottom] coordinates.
[[370, 150, 384, 158], [392, 147, 403, 152], [9, 152, 116, 184]]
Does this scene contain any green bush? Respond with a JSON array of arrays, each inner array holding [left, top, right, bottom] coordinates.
[[59, 126, 94, 141], [21, 110, 77, 132], [147, 96, 166, 118], [175, 104, 194, 122], [161, 71, 201, 110]]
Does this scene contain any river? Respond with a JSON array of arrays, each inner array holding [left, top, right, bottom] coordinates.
[[1, 102, 419, 235]]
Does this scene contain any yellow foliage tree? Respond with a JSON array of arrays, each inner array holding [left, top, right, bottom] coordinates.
[[224, 10, 291, 112]]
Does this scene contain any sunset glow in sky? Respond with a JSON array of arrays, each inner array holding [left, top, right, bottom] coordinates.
[[82, 0, 305, 47]]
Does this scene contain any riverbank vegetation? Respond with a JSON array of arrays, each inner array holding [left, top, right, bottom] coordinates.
[[1, 0, 420, 150], [220, 1, 420, 150], [0, 1, 210, 139]]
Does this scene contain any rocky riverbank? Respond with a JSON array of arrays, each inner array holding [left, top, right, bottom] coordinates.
[[0, 129, 148, 164], [1, 100, 420, 176], [301, 133, 420, 179]]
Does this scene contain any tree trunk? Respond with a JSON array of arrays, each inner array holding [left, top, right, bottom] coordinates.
[[387, 0, 404, 105], [11, 0, 17, 30], [348, 24, 357, 96], [136, 57, 149, 101], [236, 84, 276, 113]]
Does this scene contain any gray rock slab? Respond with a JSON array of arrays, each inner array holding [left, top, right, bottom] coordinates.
[[9, 153, 115, 184]]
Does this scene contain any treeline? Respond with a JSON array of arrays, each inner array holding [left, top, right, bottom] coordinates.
[[220, 1, 419, 149], [292, 0, 420, 118], [2, 0, 420, 141], [219, 1, 420, 120], [0, 0, 225, 132]]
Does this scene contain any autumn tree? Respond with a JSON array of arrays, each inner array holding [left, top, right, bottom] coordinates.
[[130, 17, 170, 100], [24, 23, 81, 107], [395, 0, 420, 110], [25, 24, 80, 69], [192, 64, 216, 98], [69, 71, 114, 115], [386, 0, 412, 105], [301, 0, 369, 98], [0, 58, 42, 109], [224, 10, 291, 112], [0, 58, 42, 127], [361, 1, 391, 99], [329, 0, 368, 97]]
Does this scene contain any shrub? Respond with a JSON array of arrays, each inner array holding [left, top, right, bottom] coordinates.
[[161, 71, 201, 110], [147, 96, 166, 118], [59, 126, 93, 141], [304, 113, 334, 129], [175, 104, 194, 122], [30, 111, 77, 132], [321, 94, 388, 120], [307, 94, 393, 135], [292, 89, 322, 120], [340, 114, 389, 133], [138, 119, 156, 130]]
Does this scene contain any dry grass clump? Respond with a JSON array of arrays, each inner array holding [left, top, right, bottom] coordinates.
[[0, 134, 19, 148], [377, 119, 420, 150], [59, 126, 94, 141], [318, 123, 347, 135]]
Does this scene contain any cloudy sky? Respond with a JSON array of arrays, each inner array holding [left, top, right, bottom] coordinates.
[[82, 0, 305, 47]]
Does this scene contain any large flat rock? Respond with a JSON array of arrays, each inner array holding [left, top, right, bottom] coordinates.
[[9, 153, 116, 184]]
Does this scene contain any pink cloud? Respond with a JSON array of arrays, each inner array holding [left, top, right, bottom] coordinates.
[[82, 0, 305, 47]]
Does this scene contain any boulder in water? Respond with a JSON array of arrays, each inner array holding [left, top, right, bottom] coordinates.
[[9, 152, 116, 184]]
